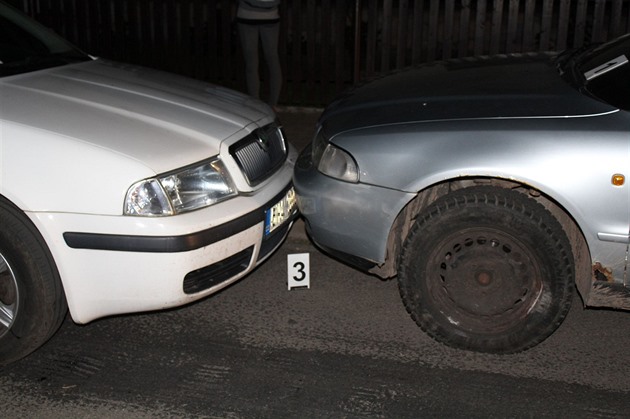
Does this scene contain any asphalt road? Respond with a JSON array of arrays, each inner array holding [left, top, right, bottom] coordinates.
[[2, 233, 630, 418], [2, 110, 630, 417]]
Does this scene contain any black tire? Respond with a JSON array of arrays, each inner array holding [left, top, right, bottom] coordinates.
[[0, 199, 67, 366], [398, 186, 574, 353]]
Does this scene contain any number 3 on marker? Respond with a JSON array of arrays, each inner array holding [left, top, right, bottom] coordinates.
[[292, 261, 306, 281], [287, 253, 310, 290]]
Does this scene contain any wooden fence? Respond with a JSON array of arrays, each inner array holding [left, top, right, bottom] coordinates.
[[9, 0, 630, 106]]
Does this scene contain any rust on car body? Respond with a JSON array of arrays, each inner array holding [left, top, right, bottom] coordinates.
[[592, 261, 614, 282]]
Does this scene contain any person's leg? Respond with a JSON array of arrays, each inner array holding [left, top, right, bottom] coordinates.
[[238, 23, 260, 99], [259, 22, 282, 107]]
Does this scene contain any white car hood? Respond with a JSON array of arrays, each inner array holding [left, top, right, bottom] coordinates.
[[2, 59, 272, 173], [1, 59, 277, 214]]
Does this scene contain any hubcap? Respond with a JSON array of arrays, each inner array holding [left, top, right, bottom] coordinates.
[[427, 228, 543, 334], [0, 253, 18, 336]]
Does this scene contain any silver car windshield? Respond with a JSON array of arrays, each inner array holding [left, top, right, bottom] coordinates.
[[0, 3, 89, 77]]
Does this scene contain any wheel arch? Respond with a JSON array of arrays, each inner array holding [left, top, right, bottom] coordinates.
[[374, 177, 592, 305], [0, 193, 68, 303], [0, 192, 68, 364]]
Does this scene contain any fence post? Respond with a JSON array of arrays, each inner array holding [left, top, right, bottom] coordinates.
[[354, 0, 361, 83]]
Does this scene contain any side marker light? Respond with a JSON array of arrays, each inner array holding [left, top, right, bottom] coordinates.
[[612, 174, 625, 186]]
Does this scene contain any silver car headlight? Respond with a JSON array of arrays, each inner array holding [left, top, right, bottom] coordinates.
[[312, 128, 359, 183], [124, 158, 237, 216]]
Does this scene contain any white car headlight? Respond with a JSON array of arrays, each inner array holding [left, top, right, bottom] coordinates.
[[124, 158, 237, 216], [312, 129, 359, 183]]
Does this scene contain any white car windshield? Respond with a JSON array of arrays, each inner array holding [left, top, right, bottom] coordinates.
[[0, 3, 89, 77]]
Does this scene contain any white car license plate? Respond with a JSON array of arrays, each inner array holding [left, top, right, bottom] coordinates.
[[265, 187, 297, 236]]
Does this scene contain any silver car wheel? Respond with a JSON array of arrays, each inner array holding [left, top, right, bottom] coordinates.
[[398, 186, 574, 353]]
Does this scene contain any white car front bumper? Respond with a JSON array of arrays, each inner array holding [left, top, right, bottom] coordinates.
[[29, 178, 296, 324]]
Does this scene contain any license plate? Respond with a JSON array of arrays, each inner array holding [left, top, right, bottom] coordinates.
[[265, 187, 297, 236]]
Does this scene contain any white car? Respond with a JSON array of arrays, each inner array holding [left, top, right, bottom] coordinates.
[[0, 3, 297, 364]]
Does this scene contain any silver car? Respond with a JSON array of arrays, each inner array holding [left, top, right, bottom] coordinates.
[[294, 34, 630, 353]]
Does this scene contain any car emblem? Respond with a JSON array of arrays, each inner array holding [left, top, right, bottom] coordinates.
[[256, 131, 270, 153]]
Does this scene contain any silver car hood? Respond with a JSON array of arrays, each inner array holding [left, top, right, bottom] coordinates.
[[321, 53, 616, 135], [2, 59, 272, 173]]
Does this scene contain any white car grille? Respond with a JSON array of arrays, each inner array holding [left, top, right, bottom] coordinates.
[[230, 124, 287, 186]]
